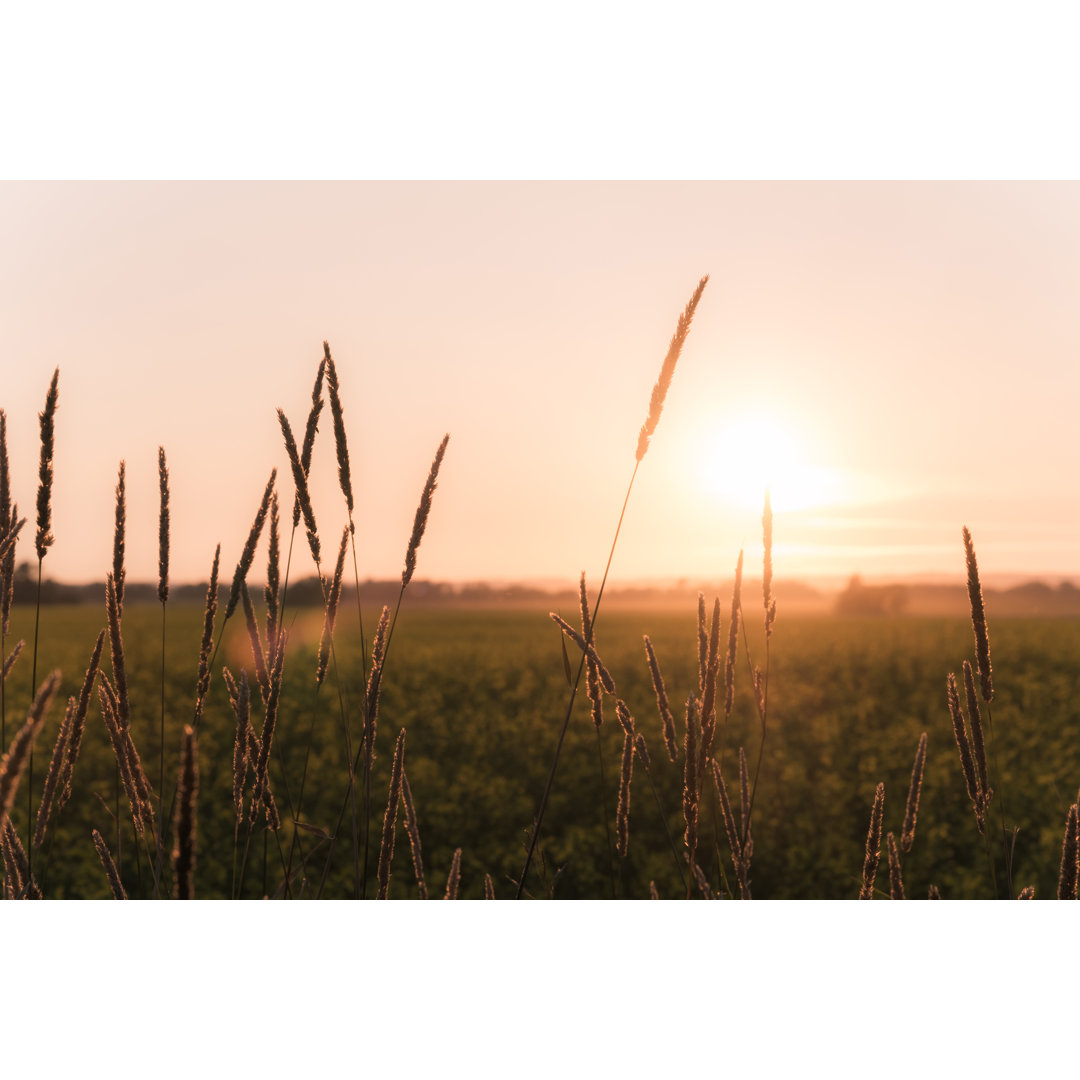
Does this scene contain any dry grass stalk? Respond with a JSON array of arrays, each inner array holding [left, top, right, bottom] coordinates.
[[900, 732, 927, 853], [634, 733, 650, 771], [35, 368, 58, 560], [1058, 803, 1079, 901], [0, 511, 20, 637], [550, 614, 615, 693], [0, 512, 23, 567], [98, 679, 146, 835], [225, 470, 276, 620], [193, 545, 221, 727], [317, 526, 349, 687], [928, 884, 941, 899], [113, 461, 125, 614], [444, 847, 462, 900], [696, 593, 707, 693], [483, 872, 495, 900], [643, 636, 678, 763], [698, 596, 721, 771], [33, 695, 75, 847], [364, 605, 392, 753], [962, 526, 993, 703], [579, 574, 603, 728], [157, 447, 169, 604], [0, 410, 8, 543], [682, 695, 700, 874], [724, 550, 744, 720], [402, 434, 450, 589], [962, 660, 992, 810], [709, 759, 747, 897], [635, 276, 709, 462], [323, 343, 355, 523], [376, 728, 406, 899], [240, 583, 270, 705], [616, 726, 634, 858], [691, 860, 714, 899], [0, 411, 12, 637], [251, 632, 286, 829], [3, 639, 24, 684], [738, 745, 752, 853], [2, 818, 41, 899], [614, 698, 635, 738], [400, 769, 427, 900], [225, 667, 250, 828], [858, 781, 885, 900], [0, 670, 60, 833], [57, 629, 106, 811], [1017, 885, 1035, 899], [172, 725, 199, 899], [91, 828, 127, 899], [105, 573, 130, 729], [278, 408, 321, 566], [887, 832, 905, 900], [763, 489, 776, 638], [296, 354, 327, 528], [1, 818, 24, 898], [264, 492, 279, 653], [947, 672, 984, 833]]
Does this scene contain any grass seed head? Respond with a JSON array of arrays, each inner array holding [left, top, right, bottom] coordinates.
[[858, 781, 885, 899], [635, 276, 708, 463], [962, 526, 993, 703], [643, 635, 678, 763], [225, 469, 276, 620], [172, 725, 199, 899], [91, 828, 127, 899], [1058, 803, 1079, 901], [113, 460, 126, 614], [900, 732, 927, 854], [402, 434, 449, 589], [158, 447, 170, 604], [35, 368, 59, 561]]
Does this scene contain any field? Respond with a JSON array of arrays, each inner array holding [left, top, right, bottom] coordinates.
[[6, 599, 1079, 900], [2, 283, 1078, 902]]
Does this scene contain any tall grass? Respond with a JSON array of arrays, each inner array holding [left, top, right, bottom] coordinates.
[[2, 285, 1078, 900]]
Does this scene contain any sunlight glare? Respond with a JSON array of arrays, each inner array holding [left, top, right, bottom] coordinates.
[[699, 415, 846, 512]]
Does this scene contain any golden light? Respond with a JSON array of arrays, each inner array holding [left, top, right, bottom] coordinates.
[[698, 414, 847, 512]]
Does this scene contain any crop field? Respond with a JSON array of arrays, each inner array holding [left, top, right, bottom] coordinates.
[[6, 599, 1078, 900]]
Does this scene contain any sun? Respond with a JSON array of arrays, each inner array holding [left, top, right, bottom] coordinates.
[[698, 414, 845, 512]]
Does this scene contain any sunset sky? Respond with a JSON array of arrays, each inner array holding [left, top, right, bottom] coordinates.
[[3, 181, 1079, 589]]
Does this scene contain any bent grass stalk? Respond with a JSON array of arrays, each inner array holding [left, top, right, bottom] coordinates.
[[516, 275, 708, 899]]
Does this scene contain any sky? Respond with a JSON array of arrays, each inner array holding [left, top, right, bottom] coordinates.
[[3, 180, 1080, 589]]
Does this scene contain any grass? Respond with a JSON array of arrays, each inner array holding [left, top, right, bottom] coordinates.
[[2, 278, 1079, 899], [4, 600, 1080, 898]]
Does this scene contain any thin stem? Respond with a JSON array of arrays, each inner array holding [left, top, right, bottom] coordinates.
[[984, 703, 1012, 899], [154, 600, 166, 899], [641, 759, 687, 893], [594, 726, 617, 900], [28, 556, 43, 884], [515, 462, 639, 900]]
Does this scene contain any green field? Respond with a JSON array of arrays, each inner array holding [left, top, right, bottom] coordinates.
[[4, 599, 1079, 900]]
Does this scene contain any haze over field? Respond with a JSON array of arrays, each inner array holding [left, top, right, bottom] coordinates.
[[3, 182, 1079, 589]]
